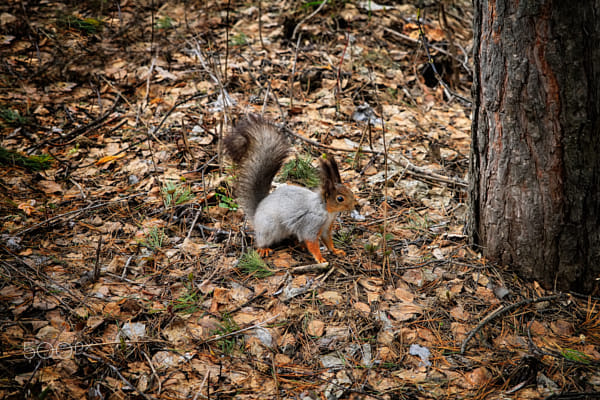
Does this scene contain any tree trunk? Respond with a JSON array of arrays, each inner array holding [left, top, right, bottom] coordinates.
[[469, 0, 600, 293]]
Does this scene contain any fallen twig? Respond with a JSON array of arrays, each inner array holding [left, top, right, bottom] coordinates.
[[291, 262, 329, 274], [282, 125, 467, 188], [200, 314, 280, 344], [460, 293, 567, 354], [82, 352, 152, 400], [292, 0, 328, 40], [16, 192, 146, 236]]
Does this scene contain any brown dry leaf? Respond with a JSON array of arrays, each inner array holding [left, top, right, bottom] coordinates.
[[318, 290, 344, 306], [353, 301, 371, 314], [463, 367, 492, 389], [394, 287, 415, 303], [451, 322, 470, 342], [550, 320, 574, 336], [401, 269, 424, 287], [210, 287, 230, 313], [103, 302, 121, 318], [95, 153, 126, 165], [582, 345, 600, 361], [358, 277, 384, 291], [307, 320, 325, 337], [329, 138, 358, 151], [529, 320, 547, 336], [37, 179, 62, 194], [449, 304, 471, 321], [233, 310, 261, 325], [17, 200, 36, 215], [387, 302, 423, 322], [0, 285, 25, 303], [32, 294, 59, 311], [475, 286, 500, 304], [38, 366, 62, 384], [271, 251, 294, 268], [392, 369, 428, 384]]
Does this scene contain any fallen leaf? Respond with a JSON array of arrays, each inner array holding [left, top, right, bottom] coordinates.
[[318, 291, 344, 306], [307, 320, 325, 337], [96, 153, 126, 165]]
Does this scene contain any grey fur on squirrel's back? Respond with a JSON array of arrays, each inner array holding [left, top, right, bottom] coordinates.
[[223, 115, 290, 220], [253, 184, 329, 247]]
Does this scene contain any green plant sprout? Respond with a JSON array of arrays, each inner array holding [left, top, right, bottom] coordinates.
[[0, 108, 27, 126], [279, 155, 320, 188], [59, 15, 103, 34], [561, 348, 591, 364], [141, 227, 166, 251], [214, 313, 242, 355], [333, 228, 353, 248], [171, 274, 202, 314], [156, 16, 174, 29], [215, 192, 238, 210], [229, 32, 248, 46], [238, 250, 273, 278], [0, 147, 53, 171], [161, 181, 194, 208]]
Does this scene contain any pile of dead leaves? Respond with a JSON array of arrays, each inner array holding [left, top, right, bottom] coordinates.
[[0, 0, 598, 399]]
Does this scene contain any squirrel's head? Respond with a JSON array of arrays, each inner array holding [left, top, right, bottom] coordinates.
[[320, 154, 357, 213]]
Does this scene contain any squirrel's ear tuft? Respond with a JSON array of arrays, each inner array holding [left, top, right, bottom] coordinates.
[[322, 154, 342, 183], [320, 155, 339, 197]]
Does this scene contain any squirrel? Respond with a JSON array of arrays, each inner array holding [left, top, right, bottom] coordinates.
[[224, 114, 357, 263]]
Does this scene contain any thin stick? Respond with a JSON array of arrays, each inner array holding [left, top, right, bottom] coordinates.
[[82, 352, 152, 400], [383, 27, 471, 74], [192, 372, 210, 400], [281, 125, 467, 188], [415, 8, 471, 105], [92, 237, 102, 282], [336, 27, 350, 96], [17, 192, 146, 235], [142, 350, 161, 395], [258, 0, 267, 52], [460, 294, 567, 354], [292, 0, 328, 40], [289, 33, 302, 109], [224, 0, 231, 82], [291, 262, 329, 274], [200, 314, 280, 344]]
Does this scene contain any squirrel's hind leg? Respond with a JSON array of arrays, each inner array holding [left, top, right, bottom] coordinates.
[[256, 248, 273, 257]]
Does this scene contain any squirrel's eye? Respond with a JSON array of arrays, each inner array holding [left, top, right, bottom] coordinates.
[[336, 195, 344, 203]]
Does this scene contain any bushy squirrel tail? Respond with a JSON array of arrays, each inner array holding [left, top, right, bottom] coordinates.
[[224, 114, 290, 219]]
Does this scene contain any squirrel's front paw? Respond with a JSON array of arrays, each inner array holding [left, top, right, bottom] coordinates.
[[331, 248, 346, 256]]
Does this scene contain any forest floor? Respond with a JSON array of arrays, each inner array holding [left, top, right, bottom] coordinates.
[[1, 1, 599, 399]]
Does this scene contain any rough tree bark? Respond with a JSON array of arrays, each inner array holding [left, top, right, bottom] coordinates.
[[469, 0, 600, 293]]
